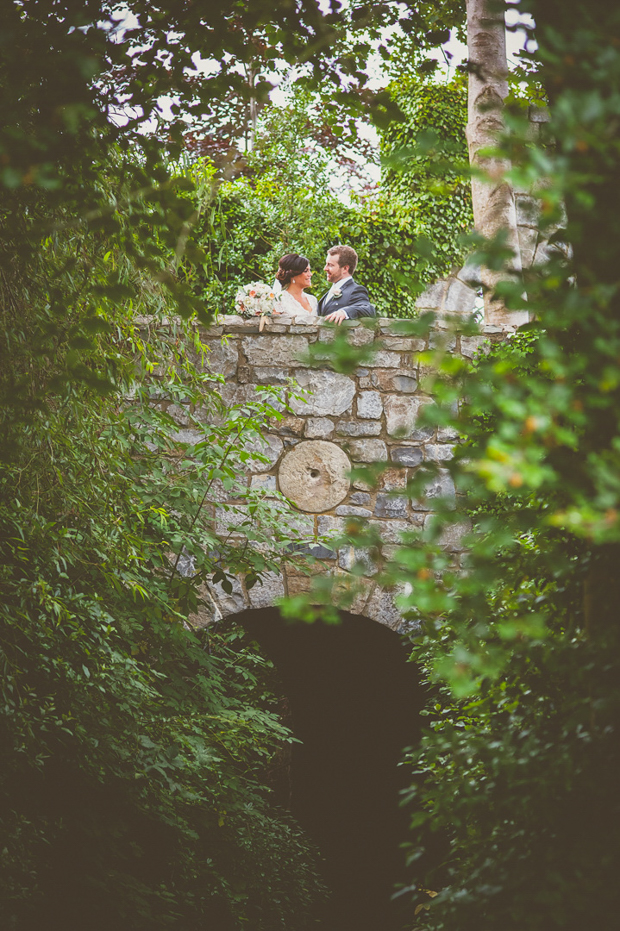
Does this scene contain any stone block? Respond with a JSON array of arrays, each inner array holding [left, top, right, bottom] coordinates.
[[285, 565, 316, 596], [348, 439, 388, 463], [368, 519, 413, 544], [348, 326, 376, 346], [380, 337, 426, 352], [253, 366, 290, 384], [415, 280, 447, 310], [419, 469, 456, 506], [208, 477, 242, 503], [221, 383, 285, 410], [335, 505, 373, 517], [305, 417, 334, 438], [248, 570, 285, 609], [457, 256, 482, 288], [336, 421, 381, 437], [423, 517, 471, 552], [337, 546, 378, 576], [349, 491, 371, 505], [425, 444, 455, 463], [288, 327, 319, 337], [250, 473, 277, 493], [317, 515, 346, 536], [289, 370, 356, 417], [364, 586, 403, 629], [364, 351, 402, 369], [188, 582, 220, 629], [443, 278, 477, 315], [276, 416, 305, 436], [281, 510, 315, 536], [217, 314, 245, 326], [242, 335, 309, 367], [390, 373, 419, 394], [533, 240, 553, 267], [331, 570, 376, 615], [170, 428, 204, 446], [381, 468, 407, 490], [357, 391, 383, 419], [243, 433, 284, 473], [429, 329, 457, 351], [293, 314, 319, 325], [207, 575, 247, 618], [438, 424, 460, 441], [200, 325, 224, 338], [304, 542, 337, 559], [518, 225, 539, 270], [167, 403, 191, 426], [390, 446, 424, 467], [215, 505, 252, 536], [460, 335, 488, 359], [384, 395, 435, 441], [374, 493, 408, 519], [515, 194, 540, 229]]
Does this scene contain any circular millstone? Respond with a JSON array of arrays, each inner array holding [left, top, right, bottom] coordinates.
[[278, 441, 351, 513]]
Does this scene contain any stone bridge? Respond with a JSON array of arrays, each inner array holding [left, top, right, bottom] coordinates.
[[184, 272, 513, 633]]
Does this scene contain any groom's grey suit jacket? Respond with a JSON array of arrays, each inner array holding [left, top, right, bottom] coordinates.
[[317, 276, 376, 319]]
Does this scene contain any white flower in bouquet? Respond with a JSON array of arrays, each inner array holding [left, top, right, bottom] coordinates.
[[235, 281, 282, 319]]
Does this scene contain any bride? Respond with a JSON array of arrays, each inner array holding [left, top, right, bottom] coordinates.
[[275, 253, 318, 315]]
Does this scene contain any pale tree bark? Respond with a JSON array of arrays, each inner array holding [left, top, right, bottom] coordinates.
[[466, 0, 527, 327]]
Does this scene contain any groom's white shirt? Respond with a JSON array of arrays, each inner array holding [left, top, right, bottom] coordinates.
[[324, 274, 353, 316]]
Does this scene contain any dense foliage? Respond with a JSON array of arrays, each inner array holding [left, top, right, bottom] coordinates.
[[0, 212, 331, 927], [384, 2, 620, 927], [378, 76, 473, 306], [0, 1, 381, 926], [181, 77, 472, 319]]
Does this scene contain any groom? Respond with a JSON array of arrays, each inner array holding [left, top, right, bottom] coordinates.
[[318, 245, 376, 323]]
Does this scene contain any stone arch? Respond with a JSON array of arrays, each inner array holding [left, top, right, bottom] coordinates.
[[234, 604, 425, 931]]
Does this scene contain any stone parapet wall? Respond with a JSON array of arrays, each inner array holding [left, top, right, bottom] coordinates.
[[185, 284, 508, 631]]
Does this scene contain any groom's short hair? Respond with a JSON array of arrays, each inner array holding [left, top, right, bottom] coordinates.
[[328, 245, 358, 275]]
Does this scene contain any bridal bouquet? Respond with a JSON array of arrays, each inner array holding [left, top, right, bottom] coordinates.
[[234, 281, 281, 328]]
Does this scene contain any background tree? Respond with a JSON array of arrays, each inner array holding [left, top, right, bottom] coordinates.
[[383, 1, 620, 927], [466, 0, 525, 325]]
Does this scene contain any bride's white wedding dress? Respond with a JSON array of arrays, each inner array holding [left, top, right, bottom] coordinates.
[[276, 287, 318, 315]]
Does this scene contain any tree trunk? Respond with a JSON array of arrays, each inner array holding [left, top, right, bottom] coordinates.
[[466, 0, 527, 327]]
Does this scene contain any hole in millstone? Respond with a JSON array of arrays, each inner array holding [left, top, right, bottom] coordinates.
[[309, 468, 321, 478], [238, 607, 427, 931]]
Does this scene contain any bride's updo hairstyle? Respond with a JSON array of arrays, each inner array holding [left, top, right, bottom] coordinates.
[[276, 253, 309, 288]]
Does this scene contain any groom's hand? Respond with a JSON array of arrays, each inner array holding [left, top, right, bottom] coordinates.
[[325, 309, 347, 325]]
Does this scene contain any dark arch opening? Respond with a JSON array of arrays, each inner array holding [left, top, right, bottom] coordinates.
[[238, 607, 426, 931]]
